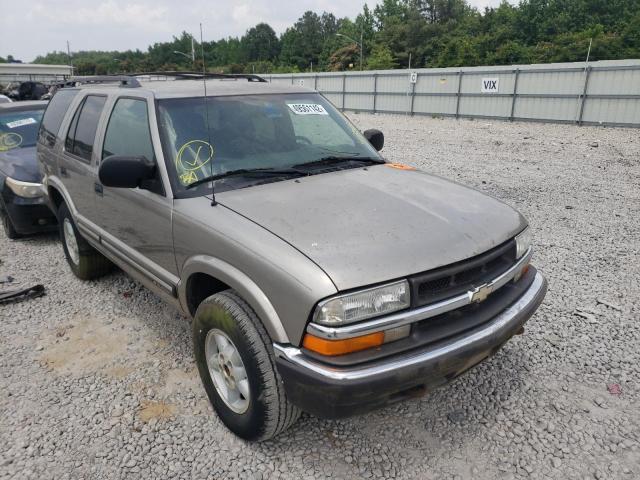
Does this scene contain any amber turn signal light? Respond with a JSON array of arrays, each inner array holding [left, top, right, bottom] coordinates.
[[302, 332, 385, 356]]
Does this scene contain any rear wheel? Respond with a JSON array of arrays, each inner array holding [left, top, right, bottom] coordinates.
[[58, 203, 112, 280], [193, 290, 301, 441]]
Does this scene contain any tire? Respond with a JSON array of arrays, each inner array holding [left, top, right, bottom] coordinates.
[[193, 290, 301, 441], [1, 212, 21, 239], [58, 202, 112, 280]]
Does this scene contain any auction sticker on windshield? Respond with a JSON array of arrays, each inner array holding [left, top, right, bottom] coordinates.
[[287, 103, 328, 115], [6, 118, 37, 129]]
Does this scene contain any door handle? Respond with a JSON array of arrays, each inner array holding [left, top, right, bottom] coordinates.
[[94, 182, 103, 196]]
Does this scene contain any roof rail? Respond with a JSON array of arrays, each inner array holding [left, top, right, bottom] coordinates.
[[129, 71, 268, 83], [66, 71, 268, 89], [68, 75, 141, 88]]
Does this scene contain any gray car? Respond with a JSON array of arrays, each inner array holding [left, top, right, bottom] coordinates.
[[37, 74, 547, 441]]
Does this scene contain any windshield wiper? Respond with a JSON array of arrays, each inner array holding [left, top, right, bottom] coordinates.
[[293, 156, 385, 170], [185, 167, 308, 190]]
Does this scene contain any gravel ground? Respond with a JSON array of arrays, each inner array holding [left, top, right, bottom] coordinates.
[[1, 114, 639, 480]]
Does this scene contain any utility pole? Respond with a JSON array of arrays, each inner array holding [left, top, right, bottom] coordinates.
[[66, 41, 73, 75], [360, 26, 363, 71], [174, 33, 196, 70]]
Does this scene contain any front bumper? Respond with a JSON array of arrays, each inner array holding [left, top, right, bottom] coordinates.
[[274, 271, 547, 419], [1, 191, 57, 235]]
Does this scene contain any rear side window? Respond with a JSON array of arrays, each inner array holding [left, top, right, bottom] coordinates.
[[39, 89, 78, 147], [65, 95, 106, 162], [102, 98, 155, 161]]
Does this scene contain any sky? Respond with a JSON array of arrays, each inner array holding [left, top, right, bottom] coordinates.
[[0, 0, 509, 62]]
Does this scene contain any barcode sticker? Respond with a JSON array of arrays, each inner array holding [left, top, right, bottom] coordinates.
[[287, 103, 328, 115], [6, 118, 37, 129]]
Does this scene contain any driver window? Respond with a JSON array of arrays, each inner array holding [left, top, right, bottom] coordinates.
[[102, 98, 163, 194], [103, 98, 155, 161]]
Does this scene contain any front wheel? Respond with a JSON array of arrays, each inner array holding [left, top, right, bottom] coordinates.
[[1, 211, 21, 239], [193, 290, 300, 441]]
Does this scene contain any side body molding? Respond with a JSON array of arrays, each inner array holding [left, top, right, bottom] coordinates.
[[178, 255, 289, 343]]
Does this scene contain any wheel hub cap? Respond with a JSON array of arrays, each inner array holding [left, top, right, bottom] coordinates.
[[205, 329, 250, 414]]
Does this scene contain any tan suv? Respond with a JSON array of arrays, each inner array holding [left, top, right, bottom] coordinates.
[[38, 73, 547, 441]]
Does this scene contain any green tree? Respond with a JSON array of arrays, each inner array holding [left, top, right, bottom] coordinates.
[[28, 0, 640, 74], [279, 11, 324, 70], [373, 0, 409, 30], [415, 0, 471, 24], [367, 45, 398, 69], [241, 23, 280, 62]]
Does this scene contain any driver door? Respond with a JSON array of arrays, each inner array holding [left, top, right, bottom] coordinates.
[[93, 96, 178, 296]]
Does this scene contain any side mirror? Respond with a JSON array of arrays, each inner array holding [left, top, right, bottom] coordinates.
[[363, 129, 384, 151], [99, 155, 156, 189]]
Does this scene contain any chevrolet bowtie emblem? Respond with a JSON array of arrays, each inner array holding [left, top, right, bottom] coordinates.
[[469, 284, 493, 303]]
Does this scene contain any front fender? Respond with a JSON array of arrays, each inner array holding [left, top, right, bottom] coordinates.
[[179, 255, 290, 343]]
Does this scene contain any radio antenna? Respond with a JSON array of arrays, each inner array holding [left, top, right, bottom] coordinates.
[[200, 22, 216, 206]]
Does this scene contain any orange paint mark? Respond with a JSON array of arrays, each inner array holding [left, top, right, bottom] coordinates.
[[385, 163, 416, 171]]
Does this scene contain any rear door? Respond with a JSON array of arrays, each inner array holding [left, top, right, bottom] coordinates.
[[37, 89, 79, 190], [59, 94, 107, 219], [93, 96, 178, 295]]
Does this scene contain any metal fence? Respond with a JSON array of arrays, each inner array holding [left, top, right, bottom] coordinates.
[[265, 59, 640, 128]]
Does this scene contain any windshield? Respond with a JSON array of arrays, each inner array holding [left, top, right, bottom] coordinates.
[[0, 108, 44, 151], [157, 93, 381, 196]]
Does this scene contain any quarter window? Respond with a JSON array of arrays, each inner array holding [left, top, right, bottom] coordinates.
[[65, 95, 106, 162], [102, 98, 155, 162], [38, 89, 78, 147]]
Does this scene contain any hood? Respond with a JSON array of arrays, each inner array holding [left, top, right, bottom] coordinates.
[[0, 146, 40, 182], [219, 165, 527, 291]]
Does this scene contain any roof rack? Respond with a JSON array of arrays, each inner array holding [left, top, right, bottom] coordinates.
[[68, 75, 141, 88], [66, 72, 268, 89], [132, 71, 268, 83]]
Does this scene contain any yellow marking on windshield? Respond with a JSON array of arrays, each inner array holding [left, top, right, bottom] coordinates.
[[175, 140, 214, 186], [179, 170, 199, 185], [0, 132, 22, 151]]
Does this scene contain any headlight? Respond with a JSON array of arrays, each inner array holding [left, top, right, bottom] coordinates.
[[515, 226, 532, 259], [313, 280, 410, 326], [5, 177, 43, 199]]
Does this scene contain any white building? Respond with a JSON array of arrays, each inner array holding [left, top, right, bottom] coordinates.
[[0, 63, 74, 84]]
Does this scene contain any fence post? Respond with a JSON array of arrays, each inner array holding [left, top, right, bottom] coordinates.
[[578, 66, 592, 126], [342, 74, 346, 111], [314, 74, 318, 91], [372, 73, 378, 113], [510, 68, 520, 121], [410, 73, 417, 116], [455, 71, 464, 119]]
